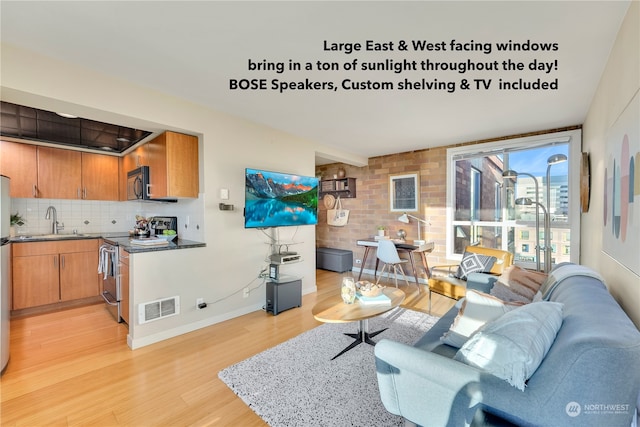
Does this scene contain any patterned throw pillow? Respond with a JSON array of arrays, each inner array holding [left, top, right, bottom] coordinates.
[[491, 265, 548, 303], [454, 251, 497, 280]]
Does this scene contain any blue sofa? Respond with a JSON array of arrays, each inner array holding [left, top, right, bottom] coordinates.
[[375, 264, 640, 426]]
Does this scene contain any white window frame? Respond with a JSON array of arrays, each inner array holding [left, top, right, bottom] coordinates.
[[445, 129, 582, 266], [470, 167, 481, 221]]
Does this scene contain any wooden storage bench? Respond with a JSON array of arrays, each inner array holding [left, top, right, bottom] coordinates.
[[316, 247, 353, 273]]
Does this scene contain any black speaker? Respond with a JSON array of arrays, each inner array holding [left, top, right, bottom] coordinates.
[[266, 279, 302, 315]]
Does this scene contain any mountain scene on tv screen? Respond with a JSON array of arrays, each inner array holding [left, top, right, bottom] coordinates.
[[245, 170, 318, 227]]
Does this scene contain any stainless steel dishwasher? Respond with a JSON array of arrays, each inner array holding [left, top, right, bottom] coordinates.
[[99, 241, 121, 322]]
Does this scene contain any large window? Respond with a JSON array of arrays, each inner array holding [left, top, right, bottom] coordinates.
[[446, 129, 581, 271]]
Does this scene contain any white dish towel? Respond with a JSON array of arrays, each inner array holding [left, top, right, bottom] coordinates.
[[97, 245, 110, 279]]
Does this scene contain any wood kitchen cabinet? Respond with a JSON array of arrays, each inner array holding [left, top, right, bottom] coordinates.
[[125, 144, 147, 169], [34, 146, 119, 200], [81, 152, 119, 200], [12, 254, 59, 308], [12, 240, 100, 310], [146, 131, 199, 199], [59, 250, 101, 301], [37, 146, 83, 199], [0, 140, 39, 198]]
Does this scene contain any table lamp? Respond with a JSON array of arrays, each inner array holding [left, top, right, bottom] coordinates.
[[397, 213, 429, 245]]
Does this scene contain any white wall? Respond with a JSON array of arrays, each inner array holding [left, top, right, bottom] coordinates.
[[1, 44, 319, 347], [582, 1, 640, 328]]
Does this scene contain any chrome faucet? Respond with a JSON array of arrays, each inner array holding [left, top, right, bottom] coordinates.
[[45, 206, 64, 234]]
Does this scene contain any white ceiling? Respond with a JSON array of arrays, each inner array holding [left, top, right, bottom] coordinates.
[[0, 1, 631, 165]]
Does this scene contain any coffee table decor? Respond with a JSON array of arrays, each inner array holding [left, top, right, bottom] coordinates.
[[357, 292, 391, 306], [356, 281, 389, 305], [341, 277, 357, 304], [313, 287, 405, 359], [356, 280, 384, 297]]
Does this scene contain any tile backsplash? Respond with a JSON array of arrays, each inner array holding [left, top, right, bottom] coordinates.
[[10, 196, 205, 241]]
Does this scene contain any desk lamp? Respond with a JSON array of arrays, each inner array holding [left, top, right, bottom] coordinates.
[[397, 213, 429, 245], [503, 170, 542, 272], [516, 197, 551, 273]]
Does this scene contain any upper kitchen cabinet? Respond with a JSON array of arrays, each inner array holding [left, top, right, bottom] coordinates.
[[38, 147, 119, 201], [81, 152, 119, 200], [123, 144, 147, 170], [0, 140, 38, 198], [146, 131, 199, 199], [37, 146, 82, 199]]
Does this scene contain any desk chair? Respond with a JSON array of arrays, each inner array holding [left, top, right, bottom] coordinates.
[[375, 239, 410, 289], [428, 246, 513, 313]]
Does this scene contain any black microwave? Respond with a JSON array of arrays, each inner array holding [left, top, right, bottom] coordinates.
[[127, 166, 177, 203], [127, 166, 149, 201]]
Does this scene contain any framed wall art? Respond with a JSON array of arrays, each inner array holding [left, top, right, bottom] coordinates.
[[603, 91, 639, 275], [390, 172, 420, 212]]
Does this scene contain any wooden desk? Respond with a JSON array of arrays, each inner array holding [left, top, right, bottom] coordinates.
[[356, 239, 434, 289]]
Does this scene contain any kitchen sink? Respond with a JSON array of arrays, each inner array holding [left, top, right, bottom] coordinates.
[[42, 233, 88, 238], [14, 233, 89, 241]]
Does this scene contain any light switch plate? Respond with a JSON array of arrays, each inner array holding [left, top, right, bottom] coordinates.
[[220, 188, 229, 200]]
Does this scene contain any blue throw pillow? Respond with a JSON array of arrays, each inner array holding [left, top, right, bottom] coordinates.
[[454, 252, 497, 280]]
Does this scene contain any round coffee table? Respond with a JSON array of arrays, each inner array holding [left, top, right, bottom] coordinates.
[[312, 287, 405, 359]]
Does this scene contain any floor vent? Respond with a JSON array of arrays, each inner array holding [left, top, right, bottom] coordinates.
[[138, 296, 180, 324]]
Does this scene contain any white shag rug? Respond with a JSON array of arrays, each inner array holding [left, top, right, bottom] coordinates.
[[218, 307, 439, 427]]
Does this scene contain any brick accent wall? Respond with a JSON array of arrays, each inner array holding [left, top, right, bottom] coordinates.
[[316, 147, 449, 278], [315, 126, 581, 279]]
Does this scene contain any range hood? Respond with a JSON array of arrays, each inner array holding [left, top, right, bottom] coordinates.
[[0, 101, 152, 154]]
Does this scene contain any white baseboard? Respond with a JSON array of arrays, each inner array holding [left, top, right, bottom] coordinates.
[[128, 302, 264, 350], [127, 284, 317, 350]]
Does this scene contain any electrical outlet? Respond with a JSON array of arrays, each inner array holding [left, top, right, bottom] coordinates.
[[355, 259, 362, 264], [243, 287, 250, 298], [196, 297, 204, 309]]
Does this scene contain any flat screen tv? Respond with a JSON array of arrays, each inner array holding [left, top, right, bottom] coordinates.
[[244, 168, 319, 228]]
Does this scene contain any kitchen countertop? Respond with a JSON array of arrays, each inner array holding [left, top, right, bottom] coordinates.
[[104, 236, 206, 254], [10, 233, 206, 254], [11, 234, 100, 243]]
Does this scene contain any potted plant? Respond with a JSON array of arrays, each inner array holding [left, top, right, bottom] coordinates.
[[10, 212, 25, 237], [377, 225, 386, 237]]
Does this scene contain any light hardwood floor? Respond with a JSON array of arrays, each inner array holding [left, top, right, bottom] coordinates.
[[1, 270, 455, 426]]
